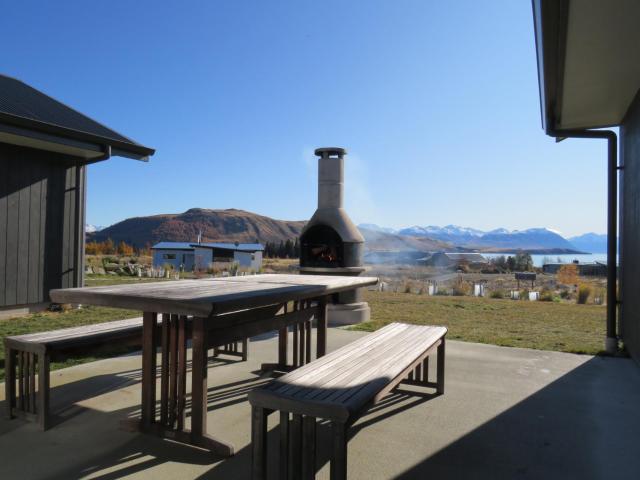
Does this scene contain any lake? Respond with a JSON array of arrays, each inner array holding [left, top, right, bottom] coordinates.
[[482, 253, 617, 267]]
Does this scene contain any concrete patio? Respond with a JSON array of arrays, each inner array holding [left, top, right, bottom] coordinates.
[[1, 328, 639, 479]]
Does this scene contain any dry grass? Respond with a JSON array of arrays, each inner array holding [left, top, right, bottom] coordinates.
[[355, 290, 606, 355]]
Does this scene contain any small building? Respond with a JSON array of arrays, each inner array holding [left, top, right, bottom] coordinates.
[[0, 75, 154, 318], [152, 242, 264, 271], [424, 252, 488, 268], [543, 262, 610, 277]]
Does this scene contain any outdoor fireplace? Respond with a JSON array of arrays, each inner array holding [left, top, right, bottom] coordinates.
[[299, 147, 370, 325]]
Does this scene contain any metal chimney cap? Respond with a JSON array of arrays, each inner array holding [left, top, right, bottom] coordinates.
[[314, 147, 347, 157]]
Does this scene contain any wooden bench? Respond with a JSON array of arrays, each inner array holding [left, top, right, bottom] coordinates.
[[248, 322, 447, 480], [4, 316, 247, 430]]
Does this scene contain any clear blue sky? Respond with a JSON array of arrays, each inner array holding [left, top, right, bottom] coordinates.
[[2, 0, 609, 237]]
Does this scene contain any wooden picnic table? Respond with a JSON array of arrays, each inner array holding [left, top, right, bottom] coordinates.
[[50, 273, 377, 455]]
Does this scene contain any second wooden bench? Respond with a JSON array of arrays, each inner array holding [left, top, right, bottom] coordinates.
[[248, 322, 447, 480]]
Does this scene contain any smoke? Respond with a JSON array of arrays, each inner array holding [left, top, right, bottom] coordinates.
[[344, 152, 377, 224]]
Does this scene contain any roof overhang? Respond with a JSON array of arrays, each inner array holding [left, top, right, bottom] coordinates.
[[0, 111, 154, 162], [533, 0, 640, 132]]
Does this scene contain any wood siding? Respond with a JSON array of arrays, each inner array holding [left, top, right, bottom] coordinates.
[[621, 92, 640, 364], [0, 143, 85, 308]]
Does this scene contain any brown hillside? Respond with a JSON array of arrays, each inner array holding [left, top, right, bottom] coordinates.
[[89, 208, 306, 247], [359, 228, 451, 252]]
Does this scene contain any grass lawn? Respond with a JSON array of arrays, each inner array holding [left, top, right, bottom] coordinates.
[[357, 290, 606, 355]]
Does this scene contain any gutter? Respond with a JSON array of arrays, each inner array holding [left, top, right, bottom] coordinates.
[[0, 111, 155, 160], [548, 128, 618, 353]]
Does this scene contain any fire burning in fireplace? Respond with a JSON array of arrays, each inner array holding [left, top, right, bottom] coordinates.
[[301, 224, 344, 268]]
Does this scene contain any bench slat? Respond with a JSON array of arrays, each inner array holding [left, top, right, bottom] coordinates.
[[6, 317, 144, 346]]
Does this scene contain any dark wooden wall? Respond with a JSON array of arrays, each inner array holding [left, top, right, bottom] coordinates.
[[621, 91, 640, 364], [0, 143, 85, 308]]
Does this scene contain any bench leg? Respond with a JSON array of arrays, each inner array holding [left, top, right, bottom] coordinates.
[[437, 338, 446, 394], [37, 352, 50, 430], [5, 346, 16, 420], [290, 414, 303, 479], [242, 338, 248, 362], [330, 422, 348, 480], [251, 406, 269, 480], [302, 416, 316, 480], [422, 357, 429, 384], [280, 412, 289, 479]]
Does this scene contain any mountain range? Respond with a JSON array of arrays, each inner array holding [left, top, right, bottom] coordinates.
[[567, 233, 610, 254], [87, 209, 608, 254], [360, 224, 599, 253]]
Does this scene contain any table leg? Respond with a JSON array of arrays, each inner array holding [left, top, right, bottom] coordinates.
[[141, 311, 157, 429], [191, 317, 235, 456], [277, 303, 289, 369], [316, 296, 328, 358]]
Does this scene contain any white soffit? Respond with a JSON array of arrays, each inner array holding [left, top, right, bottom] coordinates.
[[559, 0, 640, 129]]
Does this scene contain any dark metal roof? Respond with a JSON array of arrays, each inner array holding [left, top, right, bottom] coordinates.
[[152, 242, 265, 252], [0, 74, 154, 159]]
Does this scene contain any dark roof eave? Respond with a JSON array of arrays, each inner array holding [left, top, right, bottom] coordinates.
[[0, 111, 155, 160], [532, 0, 570, 134]]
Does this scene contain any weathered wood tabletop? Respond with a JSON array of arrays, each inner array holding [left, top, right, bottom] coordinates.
[[49, 274, 378, 456], [50, 274, 378, 316]]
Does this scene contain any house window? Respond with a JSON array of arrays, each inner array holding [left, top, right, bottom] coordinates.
[[251, 254, 255, 260], [163, 253, 176, 260]]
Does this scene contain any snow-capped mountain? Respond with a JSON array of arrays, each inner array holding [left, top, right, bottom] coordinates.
[[357, 223, 398, 234], [473, 227, 576, 250], [399, 225, 484, 245], [568, 233, 612, 254], [359, 223, 581, 251], [85, 224, 104, 233]]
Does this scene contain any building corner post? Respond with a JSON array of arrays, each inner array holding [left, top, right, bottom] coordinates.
[[605, 132, 618, 354]]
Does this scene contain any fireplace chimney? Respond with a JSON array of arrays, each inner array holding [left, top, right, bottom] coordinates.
[[317, 147, 345, 209], [299, 147, 369, 325]]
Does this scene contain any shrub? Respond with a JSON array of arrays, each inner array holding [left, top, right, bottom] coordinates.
[[577, 284, 592, 304], [490, 289, 504, 299], [451, 276, 471, 296], [560, 289, 572, 300], [539, 288, 554, 302], [403, 282, 412, 294], [103, 262, 119, 272]]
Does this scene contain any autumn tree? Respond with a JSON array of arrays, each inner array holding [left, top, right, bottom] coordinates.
[[102, 238, 115, 254], [117, 241, 134, 256], [85, 241, 101, 255], [557, 264, 579, 285]]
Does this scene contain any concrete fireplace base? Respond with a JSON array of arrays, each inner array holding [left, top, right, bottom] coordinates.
[[327, 301, 370, 327]]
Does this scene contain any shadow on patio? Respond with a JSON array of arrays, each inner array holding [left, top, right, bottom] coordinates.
[[1, 329, 639, 479]]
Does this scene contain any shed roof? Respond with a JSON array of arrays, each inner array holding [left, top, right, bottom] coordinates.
[[441, 252, 487, 262], [152, 242, 264, 252], [0, 74, 154, 161], [151, 242, 195, 250]]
